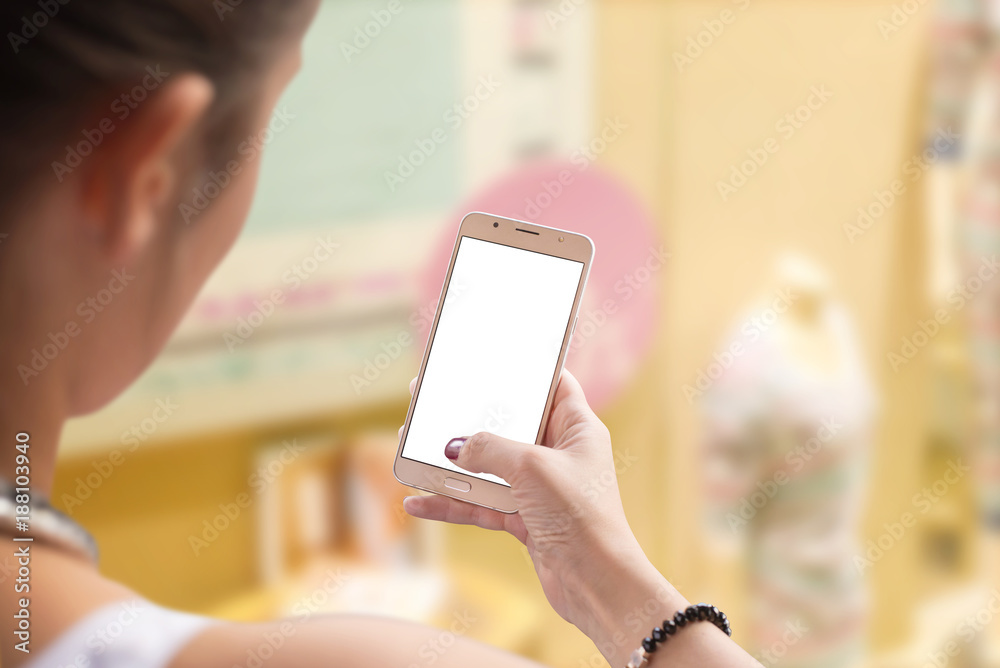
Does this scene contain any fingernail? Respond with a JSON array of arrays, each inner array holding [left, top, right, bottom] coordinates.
[[445, 437, 467, 460]]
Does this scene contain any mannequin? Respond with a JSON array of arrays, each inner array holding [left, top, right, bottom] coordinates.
[[700, 254, 876, 668]]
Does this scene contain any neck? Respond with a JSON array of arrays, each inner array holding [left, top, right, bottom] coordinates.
[[0, 279, 68, 497], [0, 377, 65, 498], [0, 225, 74, 498]]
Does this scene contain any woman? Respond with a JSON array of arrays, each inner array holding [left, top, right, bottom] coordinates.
[[0, 2, 759, 666]]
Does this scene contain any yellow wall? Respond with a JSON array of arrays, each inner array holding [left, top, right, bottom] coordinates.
[[595, 0, 934, 652]]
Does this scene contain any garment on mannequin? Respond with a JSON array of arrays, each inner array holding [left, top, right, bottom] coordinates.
[[701, 254, 876, 668]]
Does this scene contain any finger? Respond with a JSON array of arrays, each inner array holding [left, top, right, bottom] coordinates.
[[398, 425, 404, 440], [553, 368, 593, 416], [545, 369, 603, 443], [403, 495, 527, 544], [446, 432, 545, 483]]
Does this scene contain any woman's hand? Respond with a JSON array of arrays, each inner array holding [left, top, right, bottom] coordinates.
[[402, 371, 690, 666]]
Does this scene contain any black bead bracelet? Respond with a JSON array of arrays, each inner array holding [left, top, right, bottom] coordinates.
[[625, 604, 732, 668]]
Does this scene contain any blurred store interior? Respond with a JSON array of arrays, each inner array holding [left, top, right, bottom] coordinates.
[[53, 1, 1000, 666]]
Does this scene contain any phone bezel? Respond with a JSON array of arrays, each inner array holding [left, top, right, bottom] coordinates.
[[392, 212, 594, 514]]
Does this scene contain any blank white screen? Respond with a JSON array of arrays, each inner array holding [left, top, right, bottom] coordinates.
[[402, 237, 584, 487]]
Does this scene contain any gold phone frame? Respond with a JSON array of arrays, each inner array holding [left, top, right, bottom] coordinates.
[[393, 212, 594, 514]]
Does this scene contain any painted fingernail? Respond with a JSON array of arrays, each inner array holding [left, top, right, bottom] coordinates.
[[445, 437, 467, 460]]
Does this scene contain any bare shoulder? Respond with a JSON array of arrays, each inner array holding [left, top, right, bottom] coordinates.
[[1, 546, 541, 668], [0, 543, 135, 668], [171, 613, 543, 668]]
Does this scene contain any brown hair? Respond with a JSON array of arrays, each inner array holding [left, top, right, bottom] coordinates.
[[0, 0, 311, 218]]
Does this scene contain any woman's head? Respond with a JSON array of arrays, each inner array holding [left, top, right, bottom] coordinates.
[[0, 1, 318, 415]]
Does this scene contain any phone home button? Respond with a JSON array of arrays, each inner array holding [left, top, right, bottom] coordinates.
[[444, 478, 472, 493]]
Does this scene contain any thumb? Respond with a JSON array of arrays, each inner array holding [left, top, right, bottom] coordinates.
[[446, 432, 544, 482]]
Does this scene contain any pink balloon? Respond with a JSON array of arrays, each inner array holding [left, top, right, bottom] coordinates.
[[419, 162, 662, 411]]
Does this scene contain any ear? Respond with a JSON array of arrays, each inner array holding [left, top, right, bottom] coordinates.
[[81, 73, 215, 264]]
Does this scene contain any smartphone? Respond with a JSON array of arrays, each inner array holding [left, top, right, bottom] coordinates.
[[393, 212, 593, 513]]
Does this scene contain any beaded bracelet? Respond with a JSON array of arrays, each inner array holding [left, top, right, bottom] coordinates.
[[624, 604, 732, 668]]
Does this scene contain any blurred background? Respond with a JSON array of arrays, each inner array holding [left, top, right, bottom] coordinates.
[[51, 0, 1000, 666]]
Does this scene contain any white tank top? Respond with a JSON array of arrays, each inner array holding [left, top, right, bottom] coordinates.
[[23, 599, 217, 668]]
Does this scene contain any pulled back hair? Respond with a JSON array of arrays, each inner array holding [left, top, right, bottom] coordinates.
[[0, 1, 312, 218]]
